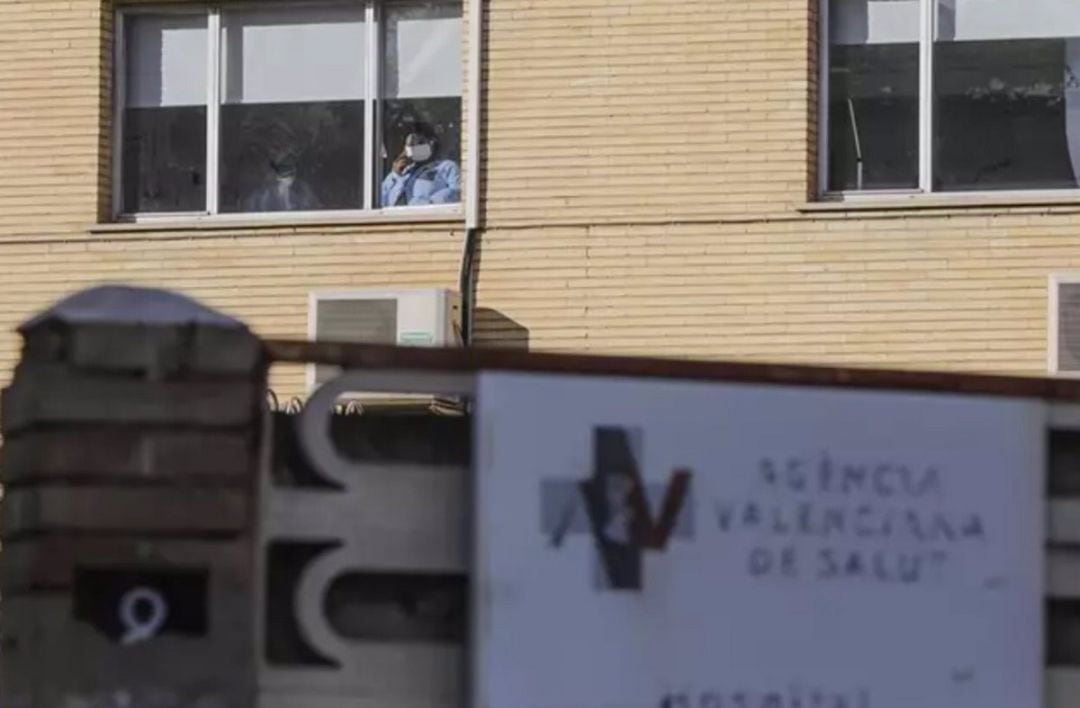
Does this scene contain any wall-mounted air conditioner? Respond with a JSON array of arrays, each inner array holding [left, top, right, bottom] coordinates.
[[1050, 275, 1080, 377], [307, 288, 462, 407]]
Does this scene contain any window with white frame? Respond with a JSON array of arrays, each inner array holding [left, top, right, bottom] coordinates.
[[823, 0, 1080, 195], [116, 1, 462, 218]]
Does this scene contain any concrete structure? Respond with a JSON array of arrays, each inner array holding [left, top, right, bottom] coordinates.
[[0, 0, 1077, 401], [4, 286, 1080, 707], [0, 286, 264, 708]]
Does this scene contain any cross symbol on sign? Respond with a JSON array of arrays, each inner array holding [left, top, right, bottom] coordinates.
[[540, 427, 694, 591]]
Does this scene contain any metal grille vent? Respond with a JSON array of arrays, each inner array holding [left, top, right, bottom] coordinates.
[[1058, 282, 1080, 373], [313, 298, 397, 385]]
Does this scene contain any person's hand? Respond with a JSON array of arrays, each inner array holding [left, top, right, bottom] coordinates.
[[393, 152, 411, 175]]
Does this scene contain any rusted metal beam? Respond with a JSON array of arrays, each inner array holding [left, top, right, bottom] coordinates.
[[265, 339, 1080, 401]]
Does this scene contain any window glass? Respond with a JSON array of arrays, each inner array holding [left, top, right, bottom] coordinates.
[[122, 15, 207, 213], [117, 2, 464, 217], [219, 5, 366, 213], [934, 0, 1080, 191], [380, 1, 463, 208], [827, 0, 919, 191]]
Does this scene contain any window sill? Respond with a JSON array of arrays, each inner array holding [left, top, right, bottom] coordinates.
[[800, 192, 1080, 214], [89, 207, 465, 234]]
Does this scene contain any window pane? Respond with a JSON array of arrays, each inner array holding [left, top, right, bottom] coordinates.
[[121, 15, 207, 214], [826, 0, 919, 192], [935, 0, 1080, 191], [380, 1, 463, 208], [219, 5, 366, 213]]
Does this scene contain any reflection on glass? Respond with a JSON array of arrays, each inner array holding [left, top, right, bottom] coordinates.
[[121, 15, 208, 213], [934, 0, 1080, 191], [220, 102, 364, 212], [827, 0, 919, 191], [380, 1, 463, 207], [219, 5, 365, 213]]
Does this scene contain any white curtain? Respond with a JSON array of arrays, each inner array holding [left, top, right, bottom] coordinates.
[[383, 3, 462, 98], [830, 0, 919, 45], [221, 6, 366, 105], [126, 15, 207, 108], [939, 0, 1080, 41]]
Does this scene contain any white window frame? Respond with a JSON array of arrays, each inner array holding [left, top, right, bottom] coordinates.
[[112, 0, 464, 223], [817, 0, 1080, 202]]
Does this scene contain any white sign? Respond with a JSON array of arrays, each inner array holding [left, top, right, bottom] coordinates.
[[474, 373, 1045, 708]]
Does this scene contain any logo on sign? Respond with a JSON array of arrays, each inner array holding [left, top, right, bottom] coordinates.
[[541, 427, 693, 591]]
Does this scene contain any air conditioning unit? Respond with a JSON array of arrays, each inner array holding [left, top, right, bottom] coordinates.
[[308, 288, 462, 409], [1050, 275, 1080, 377]]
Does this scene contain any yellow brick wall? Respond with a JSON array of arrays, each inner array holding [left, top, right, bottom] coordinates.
[[1, 0, 1079, 397], [0, 225, 466, 393], [475, 209, 1080, 374], [0, 0, 108, 238], [481, 0, 817, 225]]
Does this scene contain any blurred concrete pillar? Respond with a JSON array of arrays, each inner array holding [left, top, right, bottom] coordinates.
[[0, 285, 265, 708]]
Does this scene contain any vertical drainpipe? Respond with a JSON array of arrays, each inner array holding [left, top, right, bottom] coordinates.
[[459, 0, 484, 346]]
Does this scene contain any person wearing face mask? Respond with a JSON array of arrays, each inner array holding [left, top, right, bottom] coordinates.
[[381, 123, 461, 207], [240, 118, 322, 215], [244, 150, 321, 213]]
